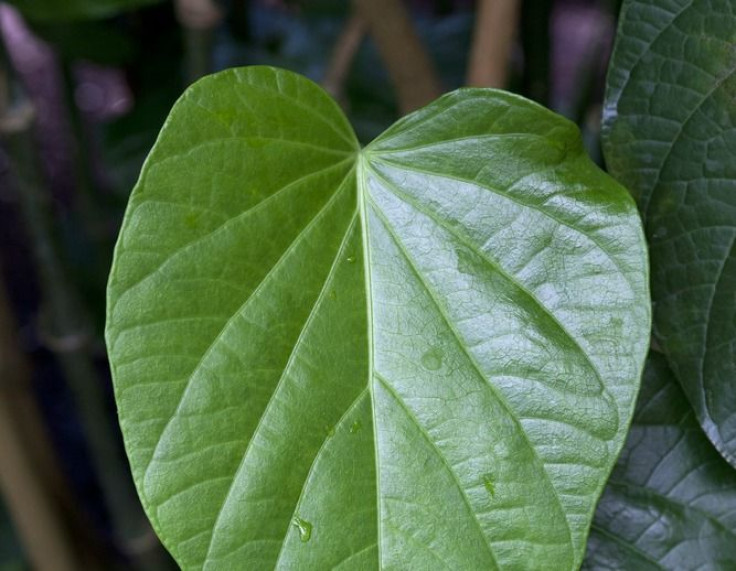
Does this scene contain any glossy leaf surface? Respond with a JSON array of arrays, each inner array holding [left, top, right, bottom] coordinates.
[[6, 0, 160, 21], [603, 0, 736, 464], [584, 352, 736, 570], [106, 67, 650, 569]]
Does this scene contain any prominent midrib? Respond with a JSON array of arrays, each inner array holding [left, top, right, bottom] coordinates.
[[357, 153, 382, 568]]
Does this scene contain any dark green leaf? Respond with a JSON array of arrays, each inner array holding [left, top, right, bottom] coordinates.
[[603, 0, 736, 464], [6, 0, 161, 22], [28, 20, 135, 66], [106, 66, 650, 569], [584, 352, 736, 570]]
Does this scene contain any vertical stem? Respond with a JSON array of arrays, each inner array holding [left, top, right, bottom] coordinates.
[[354, 0, 442, 113], [322, 13, 366, 108], [0, 403, 78, 571], [466, 0, 520, 88], [183, 26, 215, 83], [0, 32, 172, 571], [0, 279, 80, 571], [174, 0, 224, 83], [59, 62, 97, 227]]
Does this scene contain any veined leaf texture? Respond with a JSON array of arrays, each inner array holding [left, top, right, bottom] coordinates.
[[106, 67, 650, 569]]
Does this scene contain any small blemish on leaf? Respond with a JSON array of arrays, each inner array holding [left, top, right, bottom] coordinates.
[[483, 474, 495, 498], [292, 516, 312, 543], [421, 347, 444, 371]]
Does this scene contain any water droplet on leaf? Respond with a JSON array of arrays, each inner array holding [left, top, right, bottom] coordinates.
[[292, 516, 312, 542], [421, 347, 444, 371], [347, 255, 356, 263]]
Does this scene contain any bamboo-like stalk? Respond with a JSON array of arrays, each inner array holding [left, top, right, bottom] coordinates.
[[322, 12, 366, 108], [466, 0, 520, 88], [183, 26, 216, 83], [174, 0, 224, 83], [58, 61, 112, 265], [0, 277, 80, 571], [354, 0, 442, 113], [0, 33, 172, 571]]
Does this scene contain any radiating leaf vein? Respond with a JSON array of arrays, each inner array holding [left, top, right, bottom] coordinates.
[[364, 194, 574, 557], [202, 212, 359, 566], [367, 164, 613, 406], [142, 168, 355, 484]]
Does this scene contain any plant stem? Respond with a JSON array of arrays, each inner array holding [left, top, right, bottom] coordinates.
[[175, 0, 224, 83], [183, 26, 215, 83], [322, 12, 366, 109], [0, 403, 78, 571], [0, 278, 79, 571], [354, 0, 442, 113], [0, 34, 172, 571], [467, 0, 520, 88]]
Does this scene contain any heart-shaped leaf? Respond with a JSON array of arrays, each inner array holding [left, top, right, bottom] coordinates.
[[106, 66, 650, 569], [6, 0, 160, 22], [603, 0, 736, 465], [584, 352, 736, 569]]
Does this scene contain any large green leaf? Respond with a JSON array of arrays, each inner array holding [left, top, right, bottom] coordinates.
[[603, 0, 736, 465], [584, 352, 736, 569], [6, 0, 160, 22], [106, 66, 650, 569]]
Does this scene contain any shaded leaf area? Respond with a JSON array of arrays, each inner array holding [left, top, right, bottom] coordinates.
[[106, 67, 649, 570], [0, 500, 25, 571], [584, 352, 736, 570], [603, 0, 736, 464], [5, 0, 161, 22]]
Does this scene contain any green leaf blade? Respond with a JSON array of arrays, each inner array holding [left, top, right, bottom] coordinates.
[[362, 89, 649, 568], [603, 0, 736, 465], [107, 67, 365, 569], [107, 67, 650, 570], [584, 353, 736, 569]]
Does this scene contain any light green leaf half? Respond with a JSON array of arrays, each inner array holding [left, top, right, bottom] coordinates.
[[584, 352, 736, 569], [603, 0, 736, 465], [106, 66, 650, 569]]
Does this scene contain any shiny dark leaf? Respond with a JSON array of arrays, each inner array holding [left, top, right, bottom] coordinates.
[[603, 0, 736, 464], [585, 352, 736, 570]]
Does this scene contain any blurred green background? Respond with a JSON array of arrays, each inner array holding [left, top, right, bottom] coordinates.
[[0, 1, 620, 568]]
